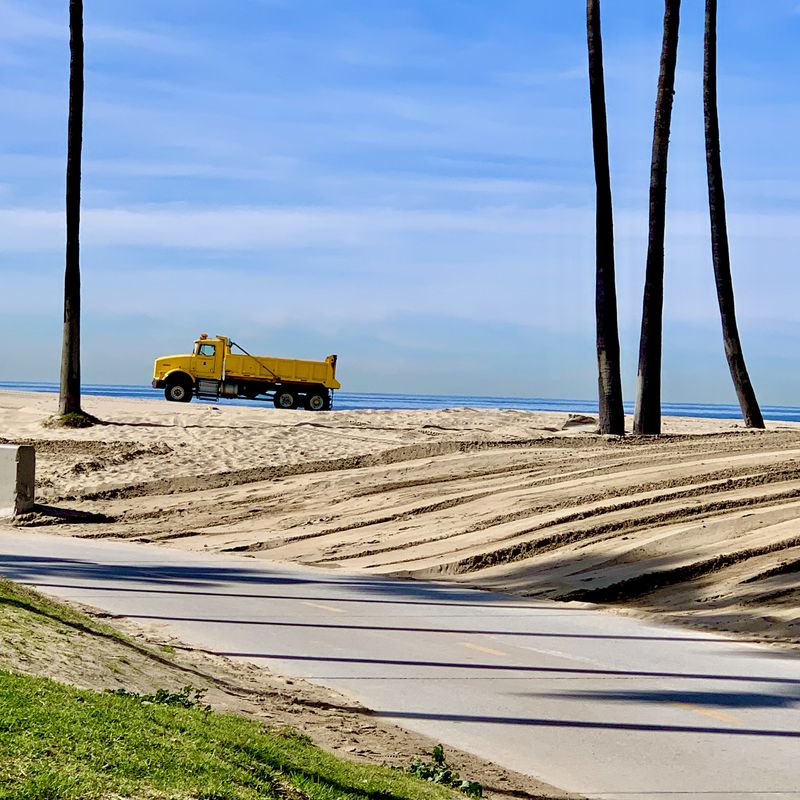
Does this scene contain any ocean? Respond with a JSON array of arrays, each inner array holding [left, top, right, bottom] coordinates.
[[2, 380, 799, 423]]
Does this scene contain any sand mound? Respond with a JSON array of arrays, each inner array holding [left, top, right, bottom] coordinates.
[[561, 413, 597, 430]]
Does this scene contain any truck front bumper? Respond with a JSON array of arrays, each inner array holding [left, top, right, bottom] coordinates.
[[152, 379, 165, 389]]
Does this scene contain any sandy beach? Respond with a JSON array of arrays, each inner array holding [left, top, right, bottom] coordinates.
[[3, 388, 800, 646]]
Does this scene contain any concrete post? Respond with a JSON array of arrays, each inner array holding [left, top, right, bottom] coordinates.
[[0, 445, 35, 518]]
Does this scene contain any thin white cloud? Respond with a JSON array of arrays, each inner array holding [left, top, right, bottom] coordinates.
[[0, 0, 64, 40], [0, 204, 596, 252], [0, 0, 195, 55], [493, 65, 586, 87], [2, 203, 799, 255]]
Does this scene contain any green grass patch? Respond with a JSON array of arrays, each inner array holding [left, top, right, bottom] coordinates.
[[107, 684, 212, 712], [42, 411, 98, 428], [0, 670, 456, 800], [409, 745, 482, 797], [0, 576, 134, 647]]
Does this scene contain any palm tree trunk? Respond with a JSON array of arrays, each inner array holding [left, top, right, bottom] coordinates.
[[704, 0, 764, 429], [587, 0, 625, 436], [59, 0, 84, 416], [633, 0, 681, 436]]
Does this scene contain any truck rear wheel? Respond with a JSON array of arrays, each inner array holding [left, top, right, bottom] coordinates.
[[304, 389, 331, 411], [165, 379, 193, 403], [273, 388, 298, 409]]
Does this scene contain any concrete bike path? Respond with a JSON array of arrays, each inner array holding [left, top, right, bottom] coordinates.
[[1, 531, 799, 799]]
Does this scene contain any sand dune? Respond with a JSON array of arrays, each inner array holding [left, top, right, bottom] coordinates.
[[3, 389, 800, 647]]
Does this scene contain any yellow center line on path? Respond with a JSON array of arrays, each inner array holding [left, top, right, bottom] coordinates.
[[301, 601, 346, 614], [461, 642, 508, 657], [670, 701, 741, 725]]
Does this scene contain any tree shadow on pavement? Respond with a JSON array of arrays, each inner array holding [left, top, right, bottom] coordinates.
[[516, 688, 800, 710], [116, 613, 735, 644], [0, 552, 554, 610], [373, 709, 800, 739], [188, 649, 800, 687]]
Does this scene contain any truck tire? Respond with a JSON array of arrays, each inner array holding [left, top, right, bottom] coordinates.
[[273, 388, 298, 409], [304, 388, 331, 411], [165, 379, 193, 403]]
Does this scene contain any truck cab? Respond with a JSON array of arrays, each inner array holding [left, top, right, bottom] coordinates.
[[192, 336, 226, 380], [152, 335, 222, 399]]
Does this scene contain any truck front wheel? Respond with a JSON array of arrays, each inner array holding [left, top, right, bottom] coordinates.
[[273, 388, 298, 409], [304, 389, 331, 411], [165, 380, 193, 403]]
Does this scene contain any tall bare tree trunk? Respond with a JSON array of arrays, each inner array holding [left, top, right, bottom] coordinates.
[[59, 0, 84, 416], [633, 0, 681, 436], [704, 0, 764, 429], [587, 0, 625, 436]]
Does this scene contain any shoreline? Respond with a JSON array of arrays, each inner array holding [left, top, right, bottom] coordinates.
[[3, 383, 800, 422]]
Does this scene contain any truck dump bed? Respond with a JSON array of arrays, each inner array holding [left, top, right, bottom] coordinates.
[[225, 353, 339, 389]]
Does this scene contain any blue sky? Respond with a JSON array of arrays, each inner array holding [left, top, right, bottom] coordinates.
[[1, 0, 799, 403]]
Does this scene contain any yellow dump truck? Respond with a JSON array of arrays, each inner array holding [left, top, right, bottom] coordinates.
[[152, 334, 340, 410]]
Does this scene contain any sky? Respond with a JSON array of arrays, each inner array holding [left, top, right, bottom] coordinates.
[[0, 0, 799, 403]]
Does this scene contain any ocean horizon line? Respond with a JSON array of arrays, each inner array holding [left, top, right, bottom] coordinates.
[[2, 380, 799, 422]]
